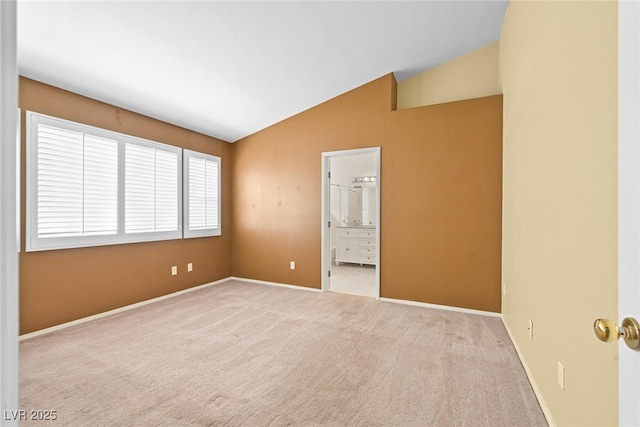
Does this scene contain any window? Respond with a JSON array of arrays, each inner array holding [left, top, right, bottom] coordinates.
[[183, 150, 221, 238], [124, 142, 180, 236], [26, 111, 182, 251]]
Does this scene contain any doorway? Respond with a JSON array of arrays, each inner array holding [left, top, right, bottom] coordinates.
[[321, 147, 380, 299]]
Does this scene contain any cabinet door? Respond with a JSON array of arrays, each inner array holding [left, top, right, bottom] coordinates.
[[347, 238, 360, 261], [337, 236, 349, 261]]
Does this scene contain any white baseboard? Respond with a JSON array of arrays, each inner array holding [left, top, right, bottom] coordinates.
[[379, 297, 502, 318], [19, 277, 235, 341], [230, 276, 323, 292], [502, 319, 555, 427]]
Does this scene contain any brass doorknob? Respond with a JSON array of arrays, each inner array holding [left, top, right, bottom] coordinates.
[[594, 317, 640, 350]]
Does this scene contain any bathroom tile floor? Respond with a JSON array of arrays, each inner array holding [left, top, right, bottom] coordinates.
[[329, 263, 377, 297]]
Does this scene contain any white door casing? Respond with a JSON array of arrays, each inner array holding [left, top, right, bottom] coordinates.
[[321, 147, 381, 299], [618, 1, 640, 425], [0, 1, 20, 426]]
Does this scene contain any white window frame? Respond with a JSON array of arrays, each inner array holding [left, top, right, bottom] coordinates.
[[122, 137, 182, 243], [26, 111, 182, 252], [183, 149, 221, 238]]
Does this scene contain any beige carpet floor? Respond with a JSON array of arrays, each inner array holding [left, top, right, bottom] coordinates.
[[20, 280, 547, 426]]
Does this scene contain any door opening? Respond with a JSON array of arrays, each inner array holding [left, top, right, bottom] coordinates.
[[321, 148, 380, 299]]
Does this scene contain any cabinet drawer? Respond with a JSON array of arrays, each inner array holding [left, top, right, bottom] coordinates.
[[359, 239, 375, 247], [337, 228, 358, 238], [360, 254, 376, 263], [360, 247, 375, 256], [358, 230, 375, 238]]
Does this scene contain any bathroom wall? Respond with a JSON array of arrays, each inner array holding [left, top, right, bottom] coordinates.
[[330, 153, 376, 187]]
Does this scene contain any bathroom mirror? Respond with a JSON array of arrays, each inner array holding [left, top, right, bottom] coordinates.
[[339, 184, 376, 226]]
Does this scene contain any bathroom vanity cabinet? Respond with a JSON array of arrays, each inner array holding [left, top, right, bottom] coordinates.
[[335, 227, 376, 266]]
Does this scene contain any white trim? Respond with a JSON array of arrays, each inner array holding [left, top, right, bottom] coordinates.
[[618, 1, 640, 425], [321, 154, 330, 292], [379, 297, 502, 318], [19, 277, 234, 341], [183, 149, 222, 238], [321, 147, 381, 299], [502, 319, 555, 427], [230, 276, 323, 293], [0, 1, 19, 425]]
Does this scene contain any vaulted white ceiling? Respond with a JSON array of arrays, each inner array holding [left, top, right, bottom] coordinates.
[[17, 1, 508, 142]]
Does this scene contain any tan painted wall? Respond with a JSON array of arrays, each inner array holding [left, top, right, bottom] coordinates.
[[232, 75, 503, 312], [19, 77, 233, 334], [397, 42, 500, 109], [21, 75, 502, 333], [499, 2, 618, 425]]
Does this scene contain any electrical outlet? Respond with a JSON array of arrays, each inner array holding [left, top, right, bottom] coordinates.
[[528, 318, 534, 340], [171, 266, 177, 276], [290, 261, 296, 270], [187, 263, 193, 272], [558, 361, 565, 390]]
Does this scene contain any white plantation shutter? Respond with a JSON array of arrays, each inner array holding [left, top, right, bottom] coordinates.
[[205, 160, 219, 228], [32, 122, 119, 243], [36, 124, 84, 237], [184, 150, 221, 238], [125, 144, 155, 233], [187, 157, 219, 229], [27, 111, 182, 251], [125, 143, 179, 234], [188, 157, 206, 228], [83, 134, 118, 234], [155, 150, 179, 231]]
